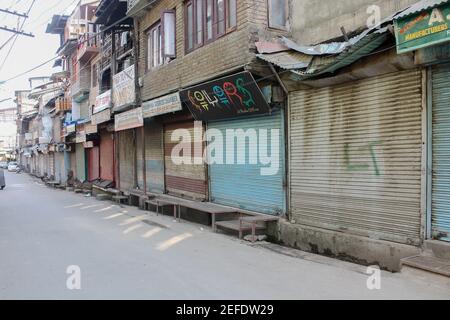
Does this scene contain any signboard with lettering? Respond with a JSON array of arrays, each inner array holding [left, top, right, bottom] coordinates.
[[113, 66, 135, 108], [114, 107, 143, 132], [85, 123, 98, 135], [394, 3, 450, 54], [91, 108, 111, 125], [75, 131, 86, 143], [142, 92, 183, 119], [66, 124, 76, 134], [94, 90, 112, 114], [179, 71, 271, 121]]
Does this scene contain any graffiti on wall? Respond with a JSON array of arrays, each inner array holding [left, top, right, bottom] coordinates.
[[344, 141, 383, 176]]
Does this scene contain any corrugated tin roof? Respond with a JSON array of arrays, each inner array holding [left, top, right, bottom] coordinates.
[[256, 51, 312, 70], [395, 0, 449, 19]]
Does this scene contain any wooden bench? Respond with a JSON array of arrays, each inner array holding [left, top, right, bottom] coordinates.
[[112, 195, 129, 205], [145, 199, 178, 219], [239, 216, 279, 242]]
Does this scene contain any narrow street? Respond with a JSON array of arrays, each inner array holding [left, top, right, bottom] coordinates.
[[0, 171, 448, 300]]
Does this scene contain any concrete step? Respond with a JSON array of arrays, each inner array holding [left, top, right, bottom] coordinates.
[[401, 255, 450, 278], [215, 220, 266, 232], [425, 240, 450, 260]]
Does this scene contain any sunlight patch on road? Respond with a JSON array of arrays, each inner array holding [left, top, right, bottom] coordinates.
[[123, 224, 144, 234], [142, 227, 163, 239], [119, 214, 147, 226], [156, 233, 193, 251], [80, 204, 104, 210], [94, 205, 118, 213], [64, 203, 85, 208], [103, 213, 125, 220]]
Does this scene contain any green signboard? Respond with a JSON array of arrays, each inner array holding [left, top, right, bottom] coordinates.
[[394, 2, 450, 54]]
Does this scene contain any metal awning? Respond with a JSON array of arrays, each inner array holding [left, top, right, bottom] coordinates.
[[394, 0, 449, 19]]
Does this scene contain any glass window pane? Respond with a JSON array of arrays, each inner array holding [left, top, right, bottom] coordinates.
[[196, 0, 203, 45], [159, 26, 163, 64], [206, 0, 213, 40], [163, 11, 176, 57], [217, 0, 225, 35], [227, 0, 237, 29], [187, 3, 194, 49], [269, 0, 287, 28]]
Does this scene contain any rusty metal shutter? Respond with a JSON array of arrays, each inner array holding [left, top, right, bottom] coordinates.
[[88, 146, 100, 181], [431, 63, 450, 242], [145, 120, 164, 193], [99, 130, 115, 182], [164, 121, 207, 201], [289, 69, 423, 245], [118, 130, 136, 191]]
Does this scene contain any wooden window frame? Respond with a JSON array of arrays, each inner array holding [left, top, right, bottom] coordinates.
[[267, 0, 289, 31], [146, 21, 163, 70], [184, 0, 237, 54]]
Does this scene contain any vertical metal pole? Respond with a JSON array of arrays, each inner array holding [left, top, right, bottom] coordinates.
[[426, 67, 433, 240]]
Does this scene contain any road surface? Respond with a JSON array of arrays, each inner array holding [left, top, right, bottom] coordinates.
[[0, 171, 449, 299]]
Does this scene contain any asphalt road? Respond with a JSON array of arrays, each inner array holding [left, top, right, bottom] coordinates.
[[0, 171, 449, 300]]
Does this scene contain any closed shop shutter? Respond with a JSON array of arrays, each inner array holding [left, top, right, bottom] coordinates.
[[75, 144, 86, 182], [289, 69, 423, 245], [55, 153, 62, 183], [431, 63, 450, 242], [99, 130, 114, 182], [164, 121, 207, 200], [208, 110, 286, 215], [118, 129, 136, 191], [88, 146, 100, 181], [145, 120, 164, 193], [49, 153, 55, 178], [70, 150, 77, 178], [136, 128, 145, 190]]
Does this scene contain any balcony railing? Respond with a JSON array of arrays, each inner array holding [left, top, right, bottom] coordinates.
[[77, 32, 100, 62], [55, 97, 72, 113]]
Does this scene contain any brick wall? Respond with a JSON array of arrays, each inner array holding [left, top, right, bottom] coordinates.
[[135, 0, 287, 102]]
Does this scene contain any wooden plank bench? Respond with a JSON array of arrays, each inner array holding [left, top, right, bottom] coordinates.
[[112, 195, 129, 205], [145, 199, 178, 219], [173, 199, 237, 231], [239, 216, 279, 242]]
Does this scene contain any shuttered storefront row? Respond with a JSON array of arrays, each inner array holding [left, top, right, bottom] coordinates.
[[290, 69, 423, 245], [164, 121, 207, 201], [208, 110, 286, 215], [145, 120, 164, 193], [431, 63, 450, 242], [75, 144, 86, 182], [118, 129, 136, 191]]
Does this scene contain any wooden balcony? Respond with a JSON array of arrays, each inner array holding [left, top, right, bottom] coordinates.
[[77, 33, 100, 62], [55, 97, 72, 113]]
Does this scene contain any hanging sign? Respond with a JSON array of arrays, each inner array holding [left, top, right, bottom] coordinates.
[[113, 66, 135, 108], [94, 90, 112, 114], [114, 107, 143, 132], [91, 108, 111, 125], [394, 3, 450, 54], [85, 123, 98, 135], [179, 71, 271, 121], [142, 92, 182, 119]]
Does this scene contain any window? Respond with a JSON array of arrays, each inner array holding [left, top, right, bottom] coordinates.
[[268, 0, 288, 30], [146, 10, 176, 69], [185, 0, 237, 53], [147, 23, 163, 68]]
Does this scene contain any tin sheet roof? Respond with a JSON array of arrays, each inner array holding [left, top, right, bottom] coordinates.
[[395, 0, 449, 19]]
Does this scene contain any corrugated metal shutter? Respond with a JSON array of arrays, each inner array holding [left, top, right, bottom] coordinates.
[[208, 110, 286, 215], [118, 129, 136, 191], [289, 69, 423, 245], [431, 63, 450, 242], [145, 120, 164, 193], [99, 130, 115, 182], [55, 153, 62, 183], [136, 128, 145, 190], [164, 121, 207, 200], [88, 146, 100, 181], [49, 153, 55, 178], [75, 144, 86, 182]]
